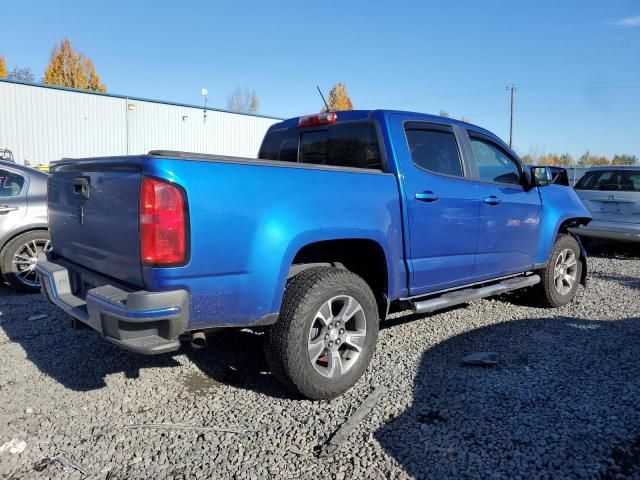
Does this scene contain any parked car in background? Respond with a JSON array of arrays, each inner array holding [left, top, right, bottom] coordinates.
[[0, 160, 51, 292], [37, 110, 591, 399], [570, 166, 640, 243]]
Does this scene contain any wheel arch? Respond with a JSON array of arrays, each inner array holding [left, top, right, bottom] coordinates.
[[0, 226, 49, 268], [535, 219, 590, 288], [535, 214, 590, 267], [283, 238, 391, 321]]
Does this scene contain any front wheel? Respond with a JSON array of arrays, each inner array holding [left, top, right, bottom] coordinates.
[[265, 267, 379, 400], [1, 231, 52, 293], [535, 234, 582, 308]]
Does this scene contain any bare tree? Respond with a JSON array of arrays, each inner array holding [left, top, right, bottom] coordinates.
[[7, 67, 35, 82], [226, 87, 259, 113]]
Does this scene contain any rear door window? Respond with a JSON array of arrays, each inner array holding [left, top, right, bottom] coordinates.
[[0, 169, 25, 197], [404, 127, 463, 177], [259, 121, 383, 170], [575, 170, 640, 191]]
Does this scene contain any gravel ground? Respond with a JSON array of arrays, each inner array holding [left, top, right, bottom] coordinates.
[[0, 243, 639, 479]]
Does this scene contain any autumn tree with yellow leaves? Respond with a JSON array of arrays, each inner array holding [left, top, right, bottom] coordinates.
[[0, 56, 6, 78], [43, 38, 106, 92], [323, 82, 353, 111]]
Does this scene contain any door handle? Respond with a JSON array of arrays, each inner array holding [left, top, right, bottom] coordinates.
[[483, 195, 501, 205], [0, 205, 19, 214], [415, 191, 438, 202]]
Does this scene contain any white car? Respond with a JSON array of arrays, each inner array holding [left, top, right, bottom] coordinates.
[[570, 166, 640, 243]]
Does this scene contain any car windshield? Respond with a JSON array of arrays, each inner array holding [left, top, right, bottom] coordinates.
[[574, 169, 640, 192]]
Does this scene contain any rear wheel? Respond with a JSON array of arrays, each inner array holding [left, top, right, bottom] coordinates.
[[1, 231, 52, 293], [535, 234, 582, 307], [265, 267, 379, 400]]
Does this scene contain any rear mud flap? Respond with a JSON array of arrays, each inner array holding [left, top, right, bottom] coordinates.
[[568, 232, 588, 287]]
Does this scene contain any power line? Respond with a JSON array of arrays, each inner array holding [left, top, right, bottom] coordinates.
[[517, 85, 640, 90]]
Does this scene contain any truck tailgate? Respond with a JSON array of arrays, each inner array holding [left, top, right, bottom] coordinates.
[[48, 158, 144, 287]]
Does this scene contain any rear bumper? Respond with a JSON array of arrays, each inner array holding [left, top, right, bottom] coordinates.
[[36, 253, 189, 354], [569, 221, 640, 243]]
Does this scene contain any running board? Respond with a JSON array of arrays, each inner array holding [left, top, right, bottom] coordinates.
[[410, 274, 541, 314]]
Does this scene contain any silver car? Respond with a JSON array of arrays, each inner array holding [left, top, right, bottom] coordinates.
[[570, 166, 640, 243], [0, 160, 50, 292]]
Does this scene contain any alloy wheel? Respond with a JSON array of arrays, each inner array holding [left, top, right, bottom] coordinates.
[[307, 295, 367, 378], [12, 238, 52, 288], [553, 248, 578, 296]]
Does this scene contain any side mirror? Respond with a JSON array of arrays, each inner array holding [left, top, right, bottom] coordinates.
[[530, 166, 551, 187], [548, 167, 570, 186], [529, 166, 570, 187]]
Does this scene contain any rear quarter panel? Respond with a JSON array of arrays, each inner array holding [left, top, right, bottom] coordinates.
[[140, 158, 404, 329]]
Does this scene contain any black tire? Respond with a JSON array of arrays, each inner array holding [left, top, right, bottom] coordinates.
[[1, 230, 51, 293], [265, 266, 379, 400], [535, 234, 582, 308]]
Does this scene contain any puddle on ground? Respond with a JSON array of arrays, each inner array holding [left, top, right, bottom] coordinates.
[[182, 372, 220, 394]]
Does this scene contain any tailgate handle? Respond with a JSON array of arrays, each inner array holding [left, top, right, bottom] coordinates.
[[73, 177, 90, 199]]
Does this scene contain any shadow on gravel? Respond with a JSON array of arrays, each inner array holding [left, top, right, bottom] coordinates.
[[0, 285, 287, 396], [493, 288, 548, 309], [382, 305, 468, 330], [590, 272, 640, 291], [0, 286, 184, 391], [375, 315, 640, 478], [584, 240, 640, 260], [186, 329, 290, 399]]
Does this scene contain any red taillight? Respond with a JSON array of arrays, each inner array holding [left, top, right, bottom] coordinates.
[[298, 112, 337, 127], [140, 177, 188, 266]]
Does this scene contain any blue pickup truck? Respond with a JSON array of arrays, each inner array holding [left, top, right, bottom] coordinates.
[[37, 110, 591, 399]]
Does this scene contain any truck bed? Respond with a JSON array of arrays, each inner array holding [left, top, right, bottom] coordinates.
[[47, 152, 404, 329]]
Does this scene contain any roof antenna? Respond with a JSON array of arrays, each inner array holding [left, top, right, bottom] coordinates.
[[317, 86, 330, 112]]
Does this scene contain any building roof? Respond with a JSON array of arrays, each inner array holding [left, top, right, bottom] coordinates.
[[0, 78, 283, 121]]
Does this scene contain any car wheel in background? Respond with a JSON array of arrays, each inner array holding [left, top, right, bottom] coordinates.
[[1, 231, 52, 293], [535, 233, 582, 308], [265, 266, 379, 400]]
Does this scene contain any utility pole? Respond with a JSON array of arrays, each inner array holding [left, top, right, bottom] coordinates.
[[506, 84, 516, 147]]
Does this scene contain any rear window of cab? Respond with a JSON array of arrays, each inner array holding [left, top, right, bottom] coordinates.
[[258, 121, 383, 170]]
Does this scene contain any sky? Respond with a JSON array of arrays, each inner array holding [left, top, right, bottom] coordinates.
[[2, 0, 639, 159]]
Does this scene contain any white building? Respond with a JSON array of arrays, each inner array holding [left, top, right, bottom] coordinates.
[[0, 79, 281, 166]]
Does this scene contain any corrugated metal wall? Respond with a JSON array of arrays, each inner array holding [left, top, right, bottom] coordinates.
[[0, 80, 280, 165]]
